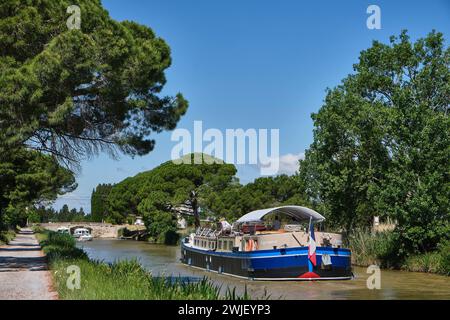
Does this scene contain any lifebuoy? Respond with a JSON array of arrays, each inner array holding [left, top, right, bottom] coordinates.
[[245, 239, 258, 251]]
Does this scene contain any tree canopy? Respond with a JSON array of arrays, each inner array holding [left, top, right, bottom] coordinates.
[[0, 0, 187, 229], [299, 30, 449, 254], [0, 149, 76, 228], [91, 183, 112, 222], [0, 0, 187, 167]]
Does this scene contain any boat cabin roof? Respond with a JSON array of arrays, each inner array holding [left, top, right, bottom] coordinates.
[[235, 205, 325, 224]]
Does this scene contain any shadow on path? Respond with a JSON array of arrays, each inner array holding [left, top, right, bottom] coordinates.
[[0, 229, 58, 299]]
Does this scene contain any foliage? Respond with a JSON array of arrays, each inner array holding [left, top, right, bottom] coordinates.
[[0, 0, 186, 231], [0, 230, 15, 245], [101, 153, 311, 242], [31, 225, 45, 233], [208, 174, 311, 222], [91, 184, 113, 222], [348, 229, 449, 275], [105, 154, 237, 241], [0, 0, 188, 167], [347, 229, 399, 268], [32, 204, 91, 223], [299, 30, 449, 254], [402, 240, 450, 275], [37, 230, 258, 299], [36, 231, 88, 261], [0, 148, 76, 228]]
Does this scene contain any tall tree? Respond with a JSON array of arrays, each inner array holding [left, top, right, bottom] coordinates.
[[0, 1, 187, 227], [91, 183, 113, 222], [0, 0, 188, 167], [105, 154, 238, 243], [299, 31, 449, 253]]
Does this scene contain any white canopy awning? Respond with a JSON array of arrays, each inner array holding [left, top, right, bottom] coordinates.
[[235, 206, 325, 223]]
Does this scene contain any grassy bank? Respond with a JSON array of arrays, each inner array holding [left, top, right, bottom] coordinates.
[[36, 231, 256, 300], [347, 229, 449, 276], [0, 230, 16, 245]]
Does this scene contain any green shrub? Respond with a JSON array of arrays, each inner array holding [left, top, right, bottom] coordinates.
[[31, 225, 45, 233], [0, 230, 15, 244], [438, 241, 450, 275], [403, 241, 450, 275], [347, 229, 400, 268], [403, 252, 443, 273], [36, 231, 88, 261], [158, 229, 180, 245]]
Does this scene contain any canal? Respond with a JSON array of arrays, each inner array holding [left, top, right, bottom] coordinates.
[[77, 239, 450, 300]]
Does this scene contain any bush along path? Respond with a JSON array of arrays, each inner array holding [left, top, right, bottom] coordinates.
[[36, 230, 256, 300], [0, 229, 58, 300]]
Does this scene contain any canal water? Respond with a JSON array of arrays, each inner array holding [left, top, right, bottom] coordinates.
[[77, 239, 450, 300]]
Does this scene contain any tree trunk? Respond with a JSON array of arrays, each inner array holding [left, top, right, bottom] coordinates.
[[190, 191, 200, 228], [192, 197, 200, 228]]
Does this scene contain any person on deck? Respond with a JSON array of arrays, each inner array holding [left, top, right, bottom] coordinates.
[[219, 218, 232, 234]]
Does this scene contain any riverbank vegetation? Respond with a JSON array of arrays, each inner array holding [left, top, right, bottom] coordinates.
[[37, 231, 255, 299], [0, 230, 15, 245], [348, 229, 450, 275]]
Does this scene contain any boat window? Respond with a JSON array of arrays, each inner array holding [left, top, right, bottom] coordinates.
[[218, 241, 222, 249], [223, 241, 228, 250]]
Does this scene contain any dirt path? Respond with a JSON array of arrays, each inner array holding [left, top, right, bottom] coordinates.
[[0, 229, 58, 300]]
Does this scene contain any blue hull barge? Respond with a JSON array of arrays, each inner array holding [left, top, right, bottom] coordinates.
[[181, 206, 352, 280]]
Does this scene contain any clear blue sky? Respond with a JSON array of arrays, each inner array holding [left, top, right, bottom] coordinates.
[[53, 0, 450, 212]]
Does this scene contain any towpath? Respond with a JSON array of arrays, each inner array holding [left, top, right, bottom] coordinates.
[[0, 229, 58, 300]]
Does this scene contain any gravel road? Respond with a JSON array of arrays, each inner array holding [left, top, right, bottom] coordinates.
[[0, 229, 58, 300]]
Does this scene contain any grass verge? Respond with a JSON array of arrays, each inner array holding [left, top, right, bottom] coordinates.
[[37, 231, 260, 300]]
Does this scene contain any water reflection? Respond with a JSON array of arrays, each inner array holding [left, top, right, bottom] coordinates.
[[77, 239, 450, 300]]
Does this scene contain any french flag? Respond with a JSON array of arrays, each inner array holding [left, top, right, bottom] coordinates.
[[308, 218, 317, 267]]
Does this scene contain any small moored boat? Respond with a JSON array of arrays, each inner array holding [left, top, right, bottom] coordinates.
[[73, 228, 93, 241], [181, 206, 352, 280]]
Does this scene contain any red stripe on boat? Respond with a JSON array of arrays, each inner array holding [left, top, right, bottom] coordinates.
[[298, 271, 320, 279]]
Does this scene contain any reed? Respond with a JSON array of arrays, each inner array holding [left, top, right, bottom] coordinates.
[[347, 229, 450, 275], [402, 241, 450, 275], [346, 228, 399, 268]]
